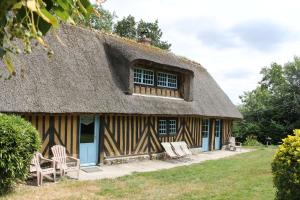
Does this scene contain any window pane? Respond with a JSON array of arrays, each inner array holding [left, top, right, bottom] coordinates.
[[169, 120, 177, 134], [143, 69, 154, 85], [134, 68, 154, 85], [159, 120, 167, 135], [167, 74, 177, 88], [134, 68, 143, 84], [157, 72, 168, 87], [80, 116, 95, 143], [157, 72, 177, 89], [202, 119, 209, 137]]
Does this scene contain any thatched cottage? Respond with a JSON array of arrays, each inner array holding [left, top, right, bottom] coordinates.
[[0, 25, 242, 166]]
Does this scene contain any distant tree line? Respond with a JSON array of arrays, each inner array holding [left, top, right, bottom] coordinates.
[[234, 57, 300, 144], [78, 5, 171, 50]]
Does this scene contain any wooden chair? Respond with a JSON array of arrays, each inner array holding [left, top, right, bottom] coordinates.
[[30, 152, 56, 186], [178, 141, 193, 155], [228, 137, 242, 151], [161, 142, 180, 159], [171, 142, 187, 157], [51, 145, 80, 179]]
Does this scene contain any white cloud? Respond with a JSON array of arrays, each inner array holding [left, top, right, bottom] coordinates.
[[95, 0, 300, 104]]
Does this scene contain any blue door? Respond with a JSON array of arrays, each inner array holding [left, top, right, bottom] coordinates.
[[202, 119, 210, 151], [214, 120, 221, 150], [79, 116, 100, 166]]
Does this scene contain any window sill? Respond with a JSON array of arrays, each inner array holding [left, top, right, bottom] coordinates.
[[132, 93, 184, 101]]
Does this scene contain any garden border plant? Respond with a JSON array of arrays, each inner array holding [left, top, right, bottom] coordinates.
[[0, 114, 40, 195], [272, 129, 300, 200]]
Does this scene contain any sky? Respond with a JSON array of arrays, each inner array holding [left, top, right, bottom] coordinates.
[[97, 0, 300, 104]]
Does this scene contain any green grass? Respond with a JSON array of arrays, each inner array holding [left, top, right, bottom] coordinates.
[[1, 147, 276, 200]]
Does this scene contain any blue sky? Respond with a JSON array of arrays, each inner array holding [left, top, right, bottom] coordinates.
[[95, 0, 300, 104]]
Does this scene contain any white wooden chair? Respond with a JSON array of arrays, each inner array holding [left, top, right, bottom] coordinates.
[[161, 142, 180, 159], [228, 137, 242, 151], [171, 142, 187, 157], [178, 141, 193, 155], [30, 152, 56, 186], [51, 145, 80, 179]]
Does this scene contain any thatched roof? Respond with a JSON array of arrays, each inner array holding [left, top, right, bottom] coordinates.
[[0, 24, 242, 119]]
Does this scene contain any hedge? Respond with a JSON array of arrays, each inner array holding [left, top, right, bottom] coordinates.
[[0, 114, 40, 194], [272, 129, 300, 200]]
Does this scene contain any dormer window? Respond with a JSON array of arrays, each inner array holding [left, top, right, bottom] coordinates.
[[132, 61, 193, 101], [134, 68, 154, 85], [157, 72, 177, 89]]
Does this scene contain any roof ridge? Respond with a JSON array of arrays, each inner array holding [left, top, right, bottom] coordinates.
[[70, 24, 203, 68]]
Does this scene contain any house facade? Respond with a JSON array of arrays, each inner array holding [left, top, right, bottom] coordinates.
[[0, 25, 242, 166]]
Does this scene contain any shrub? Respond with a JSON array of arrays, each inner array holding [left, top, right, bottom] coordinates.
[[242, 135, 263, 146], [271, 129, 300, 200], [0, 114, 40, 194]]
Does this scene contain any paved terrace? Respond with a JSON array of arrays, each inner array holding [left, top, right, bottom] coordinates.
[[69, 149, 252, 180]]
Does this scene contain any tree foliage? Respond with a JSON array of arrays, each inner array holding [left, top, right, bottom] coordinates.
[[114, 15, 171, 50], [0, 0, 95, 77], [136, 19, 172, 50], [114, 15, 136, 39], [234, 57, 300, 144], [76, 4, 116, 33]]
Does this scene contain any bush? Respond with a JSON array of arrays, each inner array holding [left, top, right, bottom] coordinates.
[[0, 114, 40, 194], [242, 135, 263, 146], [271, 129, 300, 200]]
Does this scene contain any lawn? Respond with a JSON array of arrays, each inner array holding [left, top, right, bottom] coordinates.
[[2, 147, 276, 200]]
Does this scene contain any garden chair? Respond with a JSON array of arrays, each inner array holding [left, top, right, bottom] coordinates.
[[228, 137, 242, 151], [171, 142, 187, 157], [178, 141, 193, 155], [51, 145, 80, 179], [30, 152, 56, 186], [161, 142, 180, 159]]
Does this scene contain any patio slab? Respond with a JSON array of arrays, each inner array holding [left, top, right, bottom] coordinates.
[[68, 149, 252, 180]]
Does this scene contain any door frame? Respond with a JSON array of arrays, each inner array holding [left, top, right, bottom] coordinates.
[[79, 115, 100, 166], [214, 119, 221, 150], [202, 118, 210, 152]]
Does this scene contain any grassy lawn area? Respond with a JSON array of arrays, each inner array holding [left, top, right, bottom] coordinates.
[[2, 148, 276, 200]]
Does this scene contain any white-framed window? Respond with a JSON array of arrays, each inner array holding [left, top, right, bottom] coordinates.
[[159, 120, 167, 135], [134, 68, 154, 85], [157, 72, 177, 89], [215, 119, 221, 137], [202, 119, 209, 138], [169, 120, 177, 135], [159, 119, 177, 136]]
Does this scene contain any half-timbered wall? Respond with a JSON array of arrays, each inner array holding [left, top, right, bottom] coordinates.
[[102, 115, 233, 159], [23, 113, 233, 163], [23, 114, 79, 158]]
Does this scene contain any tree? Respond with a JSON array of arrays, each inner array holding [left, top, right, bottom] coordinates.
[[137, 20, 171, 50], [234, 57, 300, 144], [114, 15, 136, 39], [0, 0, 97, 77], [114, 15, 171, 50], [76, 4, 116, 33]]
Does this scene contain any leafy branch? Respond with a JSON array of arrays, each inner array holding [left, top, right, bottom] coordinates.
[[0, 0, 98, 77]]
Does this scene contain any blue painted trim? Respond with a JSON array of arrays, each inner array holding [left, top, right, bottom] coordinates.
[[79, 115, 100, 166]]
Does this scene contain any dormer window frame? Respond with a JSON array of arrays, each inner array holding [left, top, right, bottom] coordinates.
[[133, 67, 178, 89], [157, 71, 178, 89], [133, 67, 155, 86]]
